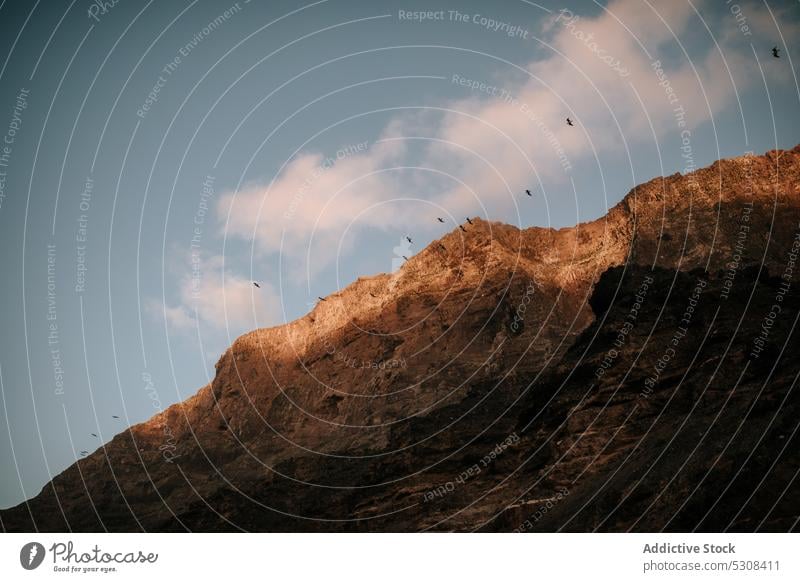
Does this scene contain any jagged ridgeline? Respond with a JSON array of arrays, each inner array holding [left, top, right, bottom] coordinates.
[[3, 147, 799, 532]]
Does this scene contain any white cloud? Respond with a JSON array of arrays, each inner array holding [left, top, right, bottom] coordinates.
[[152, 253, 280, 336], [217, 0, 778, 274]]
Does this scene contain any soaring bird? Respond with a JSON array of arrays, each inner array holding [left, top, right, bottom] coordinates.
[[525, 189, 532, 196], [112, 415, 120, 419], [91, 433, 97, 437], [406, 236, 413, 244], [566, 117, 574, 126], [317, 296, 327, 302], [772, 46, 780, 58], [459, 225, 467, 233], [437, 217, 445, 223], [402, 255, 409, 261], [253, 282, 261, 288], [466, 217, 473, 225]]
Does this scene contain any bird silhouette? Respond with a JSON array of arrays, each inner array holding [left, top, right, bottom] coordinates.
[[466, 217, 473, 225], [406, 236, 413, 244], [91, 433, 97, 437], [112, 415, 119, 419], [253, 282, 261, 288], [772, 46, 780, 58], [437, 217, 445, 223], [566, 117, 574, 126], [459, 225, 467, 233], [318, 296, 327, 302], [402, 255, 409, 261], [525, 189, 532, 196]]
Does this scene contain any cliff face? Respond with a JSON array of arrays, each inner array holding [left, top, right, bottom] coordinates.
[[3, 147, 800, 532]]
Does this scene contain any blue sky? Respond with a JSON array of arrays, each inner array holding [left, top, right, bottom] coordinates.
[[0, 0, 799, 509]]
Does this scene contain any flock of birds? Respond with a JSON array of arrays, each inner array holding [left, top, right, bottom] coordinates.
[[250, 176, 550, 292], [78, 47, 784, 461], [252, 39, 783, 299], [250, 210, 503, 293]]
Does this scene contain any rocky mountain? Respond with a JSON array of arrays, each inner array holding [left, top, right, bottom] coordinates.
[[3, 146, 800, 532]]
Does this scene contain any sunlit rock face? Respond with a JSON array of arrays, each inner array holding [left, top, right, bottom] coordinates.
[[3, 146, 800, 532]]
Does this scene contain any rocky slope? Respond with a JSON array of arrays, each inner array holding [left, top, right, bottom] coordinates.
[[3, 146, 800, 532]]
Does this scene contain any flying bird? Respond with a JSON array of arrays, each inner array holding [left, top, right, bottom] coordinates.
[[317, 296, 327, 302], [402, 255, 409, 261], [437, 217, 445, 223], [253, 282, 261, 288], [406, 236, 413, 244], [466, 217, 473, 225], [525, 189, 532, 196], [772, 46, 780, 58], [112, 415, 119, 419], [459, 225, 467, 233], [566, 117, 574, 126], [91, 433, 97, 437]]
